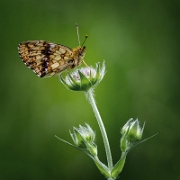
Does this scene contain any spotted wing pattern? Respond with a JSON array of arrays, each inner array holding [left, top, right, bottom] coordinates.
[[18, 40, 83, 77]]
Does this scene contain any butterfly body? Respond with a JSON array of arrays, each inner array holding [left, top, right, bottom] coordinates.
[[18, 40, 86, 77]]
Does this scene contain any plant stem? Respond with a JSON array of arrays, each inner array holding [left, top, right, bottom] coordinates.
[[85, 89, 113, 169]]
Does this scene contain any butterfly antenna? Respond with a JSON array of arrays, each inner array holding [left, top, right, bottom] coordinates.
[[81, 35, 88, 47], [76, 23, 81, 46], [76, 24, 89, 68]]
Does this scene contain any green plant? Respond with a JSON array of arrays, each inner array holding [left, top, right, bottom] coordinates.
[[56, 62, 158, 179]]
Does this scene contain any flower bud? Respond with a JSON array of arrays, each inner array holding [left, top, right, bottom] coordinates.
[[120, 118, 145, 152], [70, 127, 86, 148], [127, 119, 144, 142], [70, 123, 98, 156], [60, 62, 106, 92]]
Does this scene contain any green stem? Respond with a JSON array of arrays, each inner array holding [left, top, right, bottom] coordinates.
[[85, 89, 113, 169]]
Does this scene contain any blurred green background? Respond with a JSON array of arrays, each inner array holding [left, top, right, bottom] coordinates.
[[0, 0, 179, 179]]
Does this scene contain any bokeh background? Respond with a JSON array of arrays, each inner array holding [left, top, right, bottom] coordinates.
[[0, 0, 180, 179]]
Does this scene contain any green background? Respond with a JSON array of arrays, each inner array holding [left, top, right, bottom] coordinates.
[[0, 0, 179, 179]]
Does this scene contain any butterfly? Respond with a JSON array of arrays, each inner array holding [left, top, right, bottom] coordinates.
[[18, 24, 88, 78]]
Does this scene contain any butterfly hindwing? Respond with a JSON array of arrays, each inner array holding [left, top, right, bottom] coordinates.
[[18, 40, 76, 77]]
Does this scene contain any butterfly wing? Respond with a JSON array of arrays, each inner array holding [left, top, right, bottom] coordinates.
[[18, 40, 74, 77]]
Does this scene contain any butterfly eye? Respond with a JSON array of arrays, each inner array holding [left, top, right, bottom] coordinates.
[[78, 48, 85, 56]]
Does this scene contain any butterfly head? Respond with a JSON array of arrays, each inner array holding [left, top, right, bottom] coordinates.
[[72, 46, 86, 68], [78, 46, 86, 58]]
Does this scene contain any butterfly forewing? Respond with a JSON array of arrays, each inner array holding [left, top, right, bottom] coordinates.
[[18, 40, 83, 77]]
